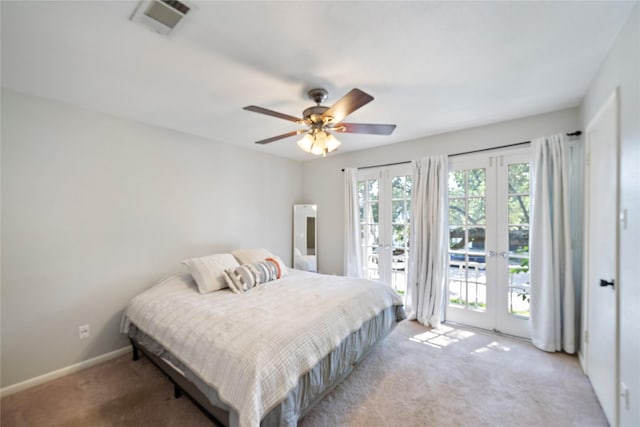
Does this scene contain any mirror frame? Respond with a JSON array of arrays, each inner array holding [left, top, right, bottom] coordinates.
[[293, 204, 317, 272]]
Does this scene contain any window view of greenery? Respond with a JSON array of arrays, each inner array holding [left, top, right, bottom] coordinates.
[[391, 176, 411, 295], [507, 163, 531, 318], [358, 179, 379, 281], [447, 164, 531, 318], [448, 168, 488, 312], [358, 175, 411, 296]]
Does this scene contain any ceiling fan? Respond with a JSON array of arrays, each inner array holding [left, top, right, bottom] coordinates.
[[243, 88, 396, 156]]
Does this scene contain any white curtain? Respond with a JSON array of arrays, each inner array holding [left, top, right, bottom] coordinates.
[[530, 133, 577, 353], [343, 168, 363, 277], [406, 156, 448, 327]]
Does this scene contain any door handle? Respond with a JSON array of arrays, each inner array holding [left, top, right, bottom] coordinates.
[[599, 279, 615, 289]]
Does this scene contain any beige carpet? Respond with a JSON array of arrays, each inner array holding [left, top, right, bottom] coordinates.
[[1, 321, 607, 427]]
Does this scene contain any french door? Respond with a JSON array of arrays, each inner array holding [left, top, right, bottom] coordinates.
[[446, 149, 531, 338], [358, 165, 412, 295]]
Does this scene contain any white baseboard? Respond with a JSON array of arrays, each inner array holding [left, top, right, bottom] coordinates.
[[578, 349, 587, 374], [1, 346, 132, 398]]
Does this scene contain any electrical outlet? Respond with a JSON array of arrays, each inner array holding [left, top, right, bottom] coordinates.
[[78, 324, 90, 339]]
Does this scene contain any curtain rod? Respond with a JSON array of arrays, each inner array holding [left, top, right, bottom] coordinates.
[[341, 130, 581, 172]]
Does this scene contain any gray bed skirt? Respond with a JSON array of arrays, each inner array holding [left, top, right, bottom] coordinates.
[[128, 304, 405, 426]]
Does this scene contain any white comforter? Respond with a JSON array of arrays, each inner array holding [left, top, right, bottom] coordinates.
[[122, 270, 403, 427]]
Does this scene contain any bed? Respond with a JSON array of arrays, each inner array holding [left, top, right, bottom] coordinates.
[[121, 250, 405, 427]]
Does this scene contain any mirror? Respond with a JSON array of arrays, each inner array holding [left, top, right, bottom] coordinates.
[[293, 204, 317, 272]]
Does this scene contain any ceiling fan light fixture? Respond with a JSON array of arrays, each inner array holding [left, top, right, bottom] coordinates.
[[297, 133, 314, 152], [297, 129, 341, 156], [325, 133, 341, 152]]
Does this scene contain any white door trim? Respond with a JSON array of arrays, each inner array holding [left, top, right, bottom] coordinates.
[[583, 87, 620, 427], [445, 147, 532, 338]]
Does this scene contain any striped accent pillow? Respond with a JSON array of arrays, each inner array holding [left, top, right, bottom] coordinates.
[[224, 260, 280, 294]]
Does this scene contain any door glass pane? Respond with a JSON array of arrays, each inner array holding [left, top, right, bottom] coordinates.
[[367, 202, 379, 223], [392, 176, 405, 198], [365, 246, 379, 280], [508, 261, 530, 319], [508, 195, 530, 224], [392, 200, 406, 223], [468, 197, 486, 225], [449, 263, 486, 311], [358, 181, 366, 202], [449, 171, 465, 197], [468, 169, 486, 196], [391, 175, 411, 296], [391, 246, 407, 295], [508, 163, 530, 193], [359, 178, 380, 281], [449, 199, 466, 225], [468, 227, 486, 261], [507, 163, 531, 320], [509, 226, 529, 255], [392, 225, 406, 246], [508, 226, 530, 318], [449, 226, 464, 251], [449, 280, 464, 306], [366, 224, 379, 245], [368, 180, 379, 200], [448, 168, 487, 312]]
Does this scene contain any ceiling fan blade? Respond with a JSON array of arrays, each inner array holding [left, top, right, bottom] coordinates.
[[323, 89, 374, 124], [254, 130, 306, 145], [334, 122, 396, 135], [243, 105, 302, 123]]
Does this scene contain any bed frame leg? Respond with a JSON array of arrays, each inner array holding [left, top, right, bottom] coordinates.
[[130, 339, 139, 361], [174, 383, 183, 399]]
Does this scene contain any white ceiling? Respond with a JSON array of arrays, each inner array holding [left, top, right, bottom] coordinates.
[[1, 1, 635, 161]]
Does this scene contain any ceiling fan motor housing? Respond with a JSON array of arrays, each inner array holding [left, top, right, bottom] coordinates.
[[302, 105, 332, 125], [308, 88, 328, 104], [304, 88, 334, 125]]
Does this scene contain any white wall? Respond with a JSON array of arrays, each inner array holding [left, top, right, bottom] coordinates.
[[303, 107, 580, 275], [0, 89, 303, 387], [580, 4, 640, 426]]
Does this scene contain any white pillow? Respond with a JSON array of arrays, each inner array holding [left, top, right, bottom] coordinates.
[[182, 253, 239, 294], [232, 248, 274, 264]]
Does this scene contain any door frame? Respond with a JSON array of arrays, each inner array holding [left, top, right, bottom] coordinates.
[[445, 153, 497, 331], [445, 147, 532, 338], [357, 163, 412, 288], [494, 149, 532, 338]]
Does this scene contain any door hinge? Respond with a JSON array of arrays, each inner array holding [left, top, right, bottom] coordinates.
[[620, 382, 630, 411]]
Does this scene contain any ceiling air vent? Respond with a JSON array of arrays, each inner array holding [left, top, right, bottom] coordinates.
[[130, 0, 192, 36]]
